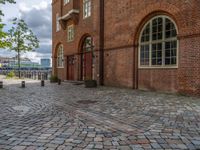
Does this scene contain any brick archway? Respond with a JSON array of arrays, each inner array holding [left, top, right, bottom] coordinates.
[[78, 34, 94, 80]]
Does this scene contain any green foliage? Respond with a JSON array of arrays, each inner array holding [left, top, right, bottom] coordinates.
[[8, 18, 39, 53], [6, 70, 15, 78], [0, 23, 11, 48], [0, 0, 16, 5], [0, 0, 16, 48], [50, 75, 58, 83]]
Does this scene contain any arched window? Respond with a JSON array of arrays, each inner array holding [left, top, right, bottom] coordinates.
[[57, 45, 64, 68], [82, 36, 93, 52], [139, 15, 178, 68]]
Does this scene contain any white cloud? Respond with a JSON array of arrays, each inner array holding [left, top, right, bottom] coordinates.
[[18, 2, 30, 12], [0, 0, 52, 63]]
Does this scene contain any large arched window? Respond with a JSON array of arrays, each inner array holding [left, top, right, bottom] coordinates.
[[139, 15, 178, 68], [57, 45, 64, 68]]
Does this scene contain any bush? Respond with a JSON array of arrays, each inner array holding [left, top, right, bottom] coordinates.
[[6, 71, 15, 78], [50, 75, 58, 83]]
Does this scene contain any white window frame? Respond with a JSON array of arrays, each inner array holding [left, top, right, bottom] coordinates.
[[56, 13, 60, 32], [57, 45, 64, 68], [83, 0, 91, 19], [64, 0, 70, 5], [67, 25, 75, 42], [138, 15, 179, 69]]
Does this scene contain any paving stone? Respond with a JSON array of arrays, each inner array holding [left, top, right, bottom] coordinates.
[[0, 78, 200, 150], [12, 146, 26, 150], [191, 140, 200, 145], [151, 143, 161, 149]]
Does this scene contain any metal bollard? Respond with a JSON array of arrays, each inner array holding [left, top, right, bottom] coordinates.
[[41, 80, 45, 87], [21, 81, 25, 88], [0, 81, 3, 88], [58, 79, 61, 85]]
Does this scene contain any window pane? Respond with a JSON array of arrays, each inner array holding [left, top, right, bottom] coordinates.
[[83, 36, 93, 52], [140, 45, 149, 66], [165, 18, 177, 38], [83, 0, 91, 18], [152, 17, 163, 41], [152, 43, 162, 66], [57, 45, 64, 67], [141, 24, 150, 43], [165, 41, 177, 65]]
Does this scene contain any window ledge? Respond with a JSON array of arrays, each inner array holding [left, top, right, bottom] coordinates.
[[138, 66, 178, 69], [57, 67, 64, 69], [67, 40, 74, 43]]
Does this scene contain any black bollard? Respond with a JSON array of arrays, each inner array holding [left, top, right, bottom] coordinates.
[[0, 81, 3, 88], [41, 80, 45, 87], [58, 79, 61, 85], [21, 81, 25, 88]]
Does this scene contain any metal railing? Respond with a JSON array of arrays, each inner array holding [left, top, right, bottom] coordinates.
[[0, 68, 52, 80]]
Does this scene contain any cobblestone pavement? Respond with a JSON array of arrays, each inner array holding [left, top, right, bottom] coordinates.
[[0, 77, 200, 150]]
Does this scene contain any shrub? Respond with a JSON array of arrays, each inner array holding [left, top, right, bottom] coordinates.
[[50, 75, 58, 83], [6, 71, 15, 78]]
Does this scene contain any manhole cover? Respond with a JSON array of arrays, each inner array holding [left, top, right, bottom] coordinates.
[[77, 100, 97, 104], [74, 83, 84, 85]]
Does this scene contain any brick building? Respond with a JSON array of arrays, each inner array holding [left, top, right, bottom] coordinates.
[[52, 0, 200, 96]]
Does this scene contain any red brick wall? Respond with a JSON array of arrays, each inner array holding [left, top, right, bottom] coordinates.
[[52, 0, 200, 95], [52, 0, 100, 81], [104, 47, 134, 88], [103, 0, 200, 95], [178, 36, 200, 95]]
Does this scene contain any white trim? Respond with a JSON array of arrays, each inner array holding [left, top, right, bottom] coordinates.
[[138, 15, 179, 69], [59, 9, 79, 21], [56, 13, 60, 32]]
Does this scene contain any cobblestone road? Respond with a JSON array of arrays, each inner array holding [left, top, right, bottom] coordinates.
[[0, 77, 200, 150]]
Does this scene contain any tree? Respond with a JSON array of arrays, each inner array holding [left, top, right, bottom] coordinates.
[[8, 18, 39, 78], [0, 0, 16, 48], [0, 23, 11, 48]]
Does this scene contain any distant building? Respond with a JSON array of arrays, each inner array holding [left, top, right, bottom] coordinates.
[[41, 59, 51, 67], [0, 56, 40, 68]]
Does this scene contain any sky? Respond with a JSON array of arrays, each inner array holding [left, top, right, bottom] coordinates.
[[0, 0, 52, 63]]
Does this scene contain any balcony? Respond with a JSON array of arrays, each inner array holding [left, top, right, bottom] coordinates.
[[59, 0, 80, 29]]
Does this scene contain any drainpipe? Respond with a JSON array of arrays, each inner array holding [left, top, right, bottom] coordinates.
[[99, 0, 104, 85], [60, 0, 63, 16]]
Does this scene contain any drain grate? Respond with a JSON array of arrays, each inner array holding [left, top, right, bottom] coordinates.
[[77, 100, 97, 104]]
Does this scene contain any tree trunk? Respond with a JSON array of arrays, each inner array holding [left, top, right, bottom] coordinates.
[[18, 49, 20, 78]]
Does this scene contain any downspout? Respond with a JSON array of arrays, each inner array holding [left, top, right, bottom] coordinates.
[[60, 0, 63, 17], [99, 0, 104, 85]]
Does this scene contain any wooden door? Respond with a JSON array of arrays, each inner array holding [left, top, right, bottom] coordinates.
[[67, 55, 75, 80], [84, 52, 93, 80]]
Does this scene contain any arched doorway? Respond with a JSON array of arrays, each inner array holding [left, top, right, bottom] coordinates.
[[80, 36, 94, 80]]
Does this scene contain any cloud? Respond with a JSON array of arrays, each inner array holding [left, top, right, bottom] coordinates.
[[20, 2, 52, 54], [36, 44, 52, 54], [0, 0, 52, 63], [22, 52, 52, 63]]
